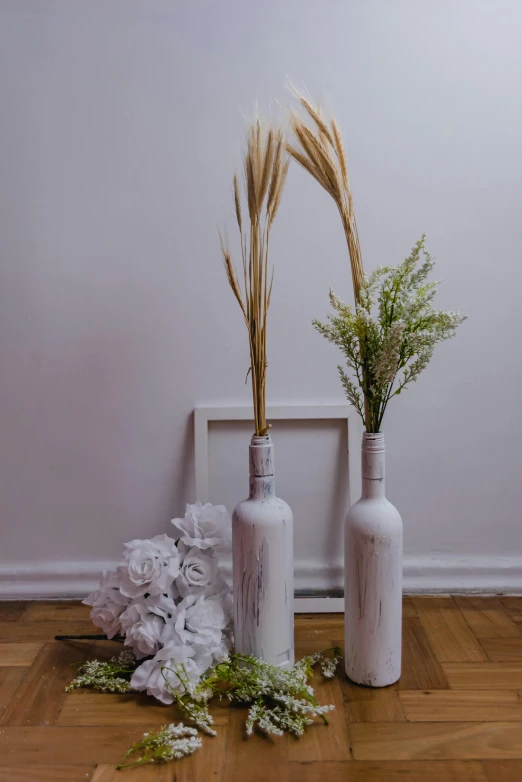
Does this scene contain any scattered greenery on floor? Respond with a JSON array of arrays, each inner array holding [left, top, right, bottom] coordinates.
[[65, 648, 137, 693], [66, 646, 342, 769]]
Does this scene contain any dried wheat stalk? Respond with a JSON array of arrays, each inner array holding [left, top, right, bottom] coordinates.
[[287, 87, 364, 303], [221, 119, 289, 436]]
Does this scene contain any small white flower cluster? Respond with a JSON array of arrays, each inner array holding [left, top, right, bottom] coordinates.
[[118, 722, 202, 768], [65, 649, 136, 693], [303, 649, 341, 678], [141, 723, 202, 761], [319, 655, 339, 678], [314, 235, 467, 433], [245, 699, 334, 737], [176, 684, 216, 735], [84, 502, 233, 704]]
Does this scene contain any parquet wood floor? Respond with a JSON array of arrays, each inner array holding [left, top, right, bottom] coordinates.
[[0, 597, 521, 780]]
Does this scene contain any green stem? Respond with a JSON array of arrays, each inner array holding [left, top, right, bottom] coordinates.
[[116, 756, 150, 770]]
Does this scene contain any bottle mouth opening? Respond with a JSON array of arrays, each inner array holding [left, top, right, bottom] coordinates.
[[362, 432, 384, 451], [251, 435, 272, 445]]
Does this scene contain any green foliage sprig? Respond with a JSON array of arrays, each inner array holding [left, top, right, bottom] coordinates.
[[314, 236, 466, 432]]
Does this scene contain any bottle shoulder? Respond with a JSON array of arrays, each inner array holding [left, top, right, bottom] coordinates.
[[345, 497, 402, 534], [233, 495, 293, 525]]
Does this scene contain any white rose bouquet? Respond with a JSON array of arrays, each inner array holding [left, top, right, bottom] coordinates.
[[84, 502, 233, 704]]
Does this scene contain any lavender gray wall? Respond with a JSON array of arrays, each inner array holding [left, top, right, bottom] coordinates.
[[0, 0, 520, 594]]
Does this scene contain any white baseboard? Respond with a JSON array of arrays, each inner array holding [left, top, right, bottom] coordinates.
[[403, 555, 522, 595], [294, 556, 522, 597], [0, 561, 118, 600], [0, 555, 521, 601]]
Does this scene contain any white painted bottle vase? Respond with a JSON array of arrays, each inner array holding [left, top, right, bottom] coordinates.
[[232, 434, 294, 669], [344, 432, 403, 687]]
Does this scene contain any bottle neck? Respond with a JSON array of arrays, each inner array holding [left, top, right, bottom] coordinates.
[[361, 432, 386, 500], [249, 435, 275, 500]]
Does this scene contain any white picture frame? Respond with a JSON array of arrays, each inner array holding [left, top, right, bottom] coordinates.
[[194, 405, 362, 613]]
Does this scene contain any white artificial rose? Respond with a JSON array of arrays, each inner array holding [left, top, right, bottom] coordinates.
[[175, 594, 228, 648], [130, 633, 200, 704], [119, 603, 165, 659], [190, 636, 230, 673], [171, 502, 231, 552], [161, 622, 218, 675], [144, 590, 178, 621], [190, 642, 214, 673], [176, 546, 218, 598], [99, 570, 131, 605], [117, 534, 180, 599], [160, 621, 183, 650], [176, 595, 232, 674], [83, 570, 131, 638], [86, 595, 126, 639], [213, 577, 233, 617], [210, 640, 231, 664]]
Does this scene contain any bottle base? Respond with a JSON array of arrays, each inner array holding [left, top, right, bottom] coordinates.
[[345, 665, 401, 688]]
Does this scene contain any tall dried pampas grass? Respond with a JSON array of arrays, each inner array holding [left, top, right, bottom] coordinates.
[[221, 119, 289, 436], [287, 87, 364, 303]]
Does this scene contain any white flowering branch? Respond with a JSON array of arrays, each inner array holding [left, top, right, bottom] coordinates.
[[117, 722, 202, 770], [161, 662, 217, 735], [66, 649, 137, 693], [185, 647, 341, 738], [314, 236, 466, 432]]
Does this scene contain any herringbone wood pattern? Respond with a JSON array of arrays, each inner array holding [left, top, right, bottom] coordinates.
[[0, 597, 521, 780]]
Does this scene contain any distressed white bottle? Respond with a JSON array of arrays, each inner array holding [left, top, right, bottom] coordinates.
[[344, 432, 402, 687], [232, 434, 294, 669]]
